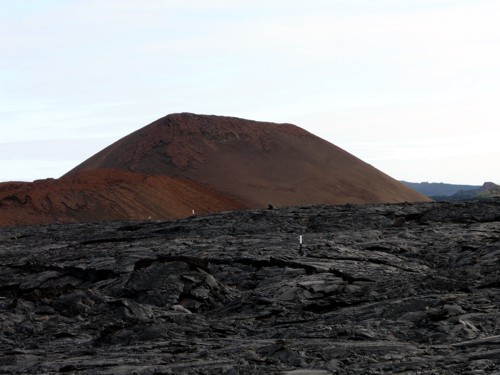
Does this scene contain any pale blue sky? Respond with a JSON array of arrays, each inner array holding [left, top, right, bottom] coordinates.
[[1, 0, 499, 184]]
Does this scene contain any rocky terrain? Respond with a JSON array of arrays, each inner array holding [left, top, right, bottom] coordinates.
[[0, 200, 499, 374], [0, 113, 429, 227]]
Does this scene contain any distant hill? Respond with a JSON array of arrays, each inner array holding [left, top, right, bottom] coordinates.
[[445, 182, 500, 201], [401, 181, 500, 201], [0, 113, 429, 227], [400, 181, 480, 197]]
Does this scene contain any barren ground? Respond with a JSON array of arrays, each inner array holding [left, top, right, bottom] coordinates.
[[0, 200, 499, 374]]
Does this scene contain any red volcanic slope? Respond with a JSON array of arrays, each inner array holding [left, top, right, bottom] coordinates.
[[66, 113, 430, 207], [0, 113, 429, 228], [0, 170, 246, 227]]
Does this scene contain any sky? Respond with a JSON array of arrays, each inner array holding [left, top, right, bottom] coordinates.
[[1, 0, 499, 185]]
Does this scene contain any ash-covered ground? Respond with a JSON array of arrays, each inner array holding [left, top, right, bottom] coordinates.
[[0, 201, 499, 374]]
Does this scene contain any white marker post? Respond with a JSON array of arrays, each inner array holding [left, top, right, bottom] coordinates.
[[299, 235, 304, 256], [192, 209, 196, 217]]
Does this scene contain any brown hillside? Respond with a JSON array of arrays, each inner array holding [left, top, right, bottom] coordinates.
[[0, 169, 247, 227], [66, 113, 430, 206]]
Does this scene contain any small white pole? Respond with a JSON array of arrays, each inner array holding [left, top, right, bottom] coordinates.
[[299, 235, 304, 255], [192, 209, 195, 216]]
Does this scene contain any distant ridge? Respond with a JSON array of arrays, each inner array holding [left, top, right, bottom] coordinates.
[[1, 113, 429, 227], [401, 181, 500, 201], [442, 182, 500, 201], [401, 181, 480, 198]]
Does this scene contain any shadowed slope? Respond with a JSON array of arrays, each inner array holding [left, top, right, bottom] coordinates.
[[66, 113, 429, 206], [0, 170, 247, 227]]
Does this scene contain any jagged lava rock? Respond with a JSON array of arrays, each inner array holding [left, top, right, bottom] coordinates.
[[0, 200, 498, 373]]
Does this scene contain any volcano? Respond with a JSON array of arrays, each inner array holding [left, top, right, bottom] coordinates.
[[66, 113, 428, 206], [0, 113, 429, 227]]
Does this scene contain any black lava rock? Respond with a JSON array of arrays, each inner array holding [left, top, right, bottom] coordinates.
[[0, 201, 499, 374]]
